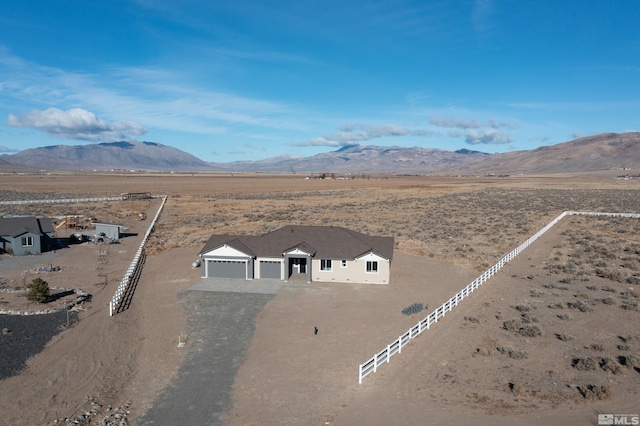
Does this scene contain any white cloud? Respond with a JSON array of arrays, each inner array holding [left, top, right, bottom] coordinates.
[[292, 124, 437, 147], [0, 50, 304, 138], [7, 108, 147, 142], [464, 129, 513, 145], [571, 131, 582, 139], [431, 116, 516, 130], [430, 117, 481, 129]]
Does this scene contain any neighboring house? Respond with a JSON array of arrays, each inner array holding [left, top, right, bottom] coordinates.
[[92, 222, 124, 241], [0, 216, 55, 256], [198, 225, 394, 284]]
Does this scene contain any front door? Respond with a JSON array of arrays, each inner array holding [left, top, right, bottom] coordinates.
[[289, 257, 307, 275]]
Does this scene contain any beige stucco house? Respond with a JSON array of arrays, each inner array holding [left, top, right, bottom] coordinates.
[[198, 225, 394, 284]]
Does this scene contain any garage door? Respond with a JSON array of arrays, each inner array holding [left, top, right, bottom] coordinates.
[[207, 260, 246, 279], [260, 261, 281, 279]]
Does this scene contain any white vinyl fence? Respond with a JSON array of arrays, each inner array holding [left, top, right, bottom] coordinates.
[[0, 196, 125, 205], [358, 210, 640, 384], [109, 195, 167, 316]]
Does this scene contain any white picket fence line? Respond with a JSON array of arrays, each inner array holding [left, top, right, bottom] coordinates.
[[0, 196, 125, 205], [109, 195, 168, 316], [358, 210, 640, 384]]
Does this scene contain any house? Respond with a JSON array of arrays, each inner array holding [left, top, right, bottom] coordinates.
[[198, 225, 394, 284], [0, 216, 56, 256]]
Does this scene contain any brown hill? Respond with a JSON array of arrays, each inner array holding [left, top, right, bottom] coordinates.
[[0, 141, 214, 172], [1, 132, 637, 175], [0, 157, 39, 174], [459, 132, 640, 175]]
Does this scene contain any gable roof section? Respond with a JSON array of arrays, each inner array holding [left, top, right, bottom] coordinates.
[[10, 227, 39, 238], [199, 235, 258, 257], [0, 217, 54, 237], [199, 225, 393, 260]]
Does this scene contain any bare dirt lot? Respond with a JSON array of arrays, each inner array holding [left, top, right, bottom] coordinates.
[[0, 172, 638, 425]]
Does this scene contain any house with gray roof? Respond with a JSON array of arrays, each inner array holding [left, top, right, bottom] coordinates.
[[198, 225, 394, 284], [0, 216, 55, 256]]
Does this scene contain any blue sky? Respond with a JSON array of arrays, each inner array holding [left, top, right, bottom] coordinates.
[[1, 1, 639, 162]]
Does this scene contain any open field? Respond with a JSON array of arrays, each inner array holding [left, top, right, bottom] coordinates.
[[0, 172, 639, 425]]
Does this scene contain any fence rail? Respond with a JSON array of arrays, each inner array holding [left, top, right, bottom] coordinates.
[[358, 210, 640, 384], [109, 195, 167, 316], [0, 196, 126, 205]]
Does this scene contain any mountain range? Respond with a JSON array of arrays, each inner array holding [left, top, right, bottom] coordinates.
[[1, 132, 639, 175]]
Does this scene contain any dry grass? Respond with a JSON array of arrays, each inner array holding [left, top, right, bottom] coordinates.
[[2, 174, 639, 270], [1, 172, 639, 418]]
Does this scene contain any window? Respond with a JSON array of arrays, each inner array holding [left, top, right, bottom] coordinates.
[[21, 236, 34, 247], [341, 260, 347, 268], [320, 259, 332, 271], [366, 261, 378, 273]]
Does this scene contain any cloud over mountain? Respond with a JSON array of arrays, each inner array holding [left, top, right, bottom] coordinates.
[[7, 107, 147, 142], [464, 129, 513, 145], [294, 124, 436, 147]]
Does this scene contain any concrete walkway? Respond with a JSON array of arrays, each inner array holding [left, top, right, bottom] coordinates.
[[135, 279, 279, 426], [190, 277, 283, 294]]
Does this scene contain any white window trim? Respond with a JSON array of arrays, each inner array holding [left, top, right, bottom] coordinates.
[[21, 236, 34, 247], [366, 260, 379, 274], [320, 259, 332, 271]]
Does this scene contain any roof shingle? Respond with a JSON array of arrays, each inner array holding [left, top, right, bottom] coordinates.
[[199, 225, 393, 260]]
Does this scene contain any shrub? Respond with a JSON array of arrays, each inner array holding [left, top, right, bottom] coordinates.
[[572, 357, 598, 371], [515, 303, 533, 312], [519, 325, 542, 337], [599, 357, 622, 375], [618, 354, 639, 369], [555, 333, 575, 341], [578, 384, 611, 401], [497, 346, 528, 359], [620, 301, 639, 311], [502, 319, 542, 337], [502, 319, 519, 332], [567, 300, 592, 312], [530, 289, 545, 297], [26, 278, 50, 303]]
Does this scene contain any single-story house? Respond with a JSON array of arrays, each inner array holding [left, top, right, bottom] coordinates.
[[91, 222, 124, 241], [198, 225, 394, 284], [0, 216, 56, 256]]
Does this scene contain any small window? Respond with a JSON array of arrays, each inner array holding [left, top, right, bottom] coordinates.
[[21, 236, 34, 247], [366, 261, 378, 273], [341, 259, 347, 268], [320, 259, 332, 271]]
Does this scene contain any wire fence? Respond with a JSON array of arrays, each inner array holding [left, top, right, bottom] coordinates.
[[358, 210, 640, 384]]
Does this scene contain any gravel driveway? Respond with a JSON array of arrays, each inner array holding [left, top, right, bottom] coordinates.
[[135, 279, 279, 426]]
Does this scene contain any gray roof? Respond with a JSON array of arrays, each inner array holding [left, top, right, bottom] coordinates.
[[0, 217, 54, 237], [92, 222, 124, 227], [199, 225, 394, 260]]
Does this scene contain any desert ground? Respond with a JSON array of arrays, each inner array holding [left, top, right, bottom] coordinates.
[[0, 171, 639, 425]]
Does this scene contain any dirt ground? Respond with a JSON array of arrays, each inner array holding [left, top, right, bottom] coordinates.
[[0, 173, 638, 425]]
